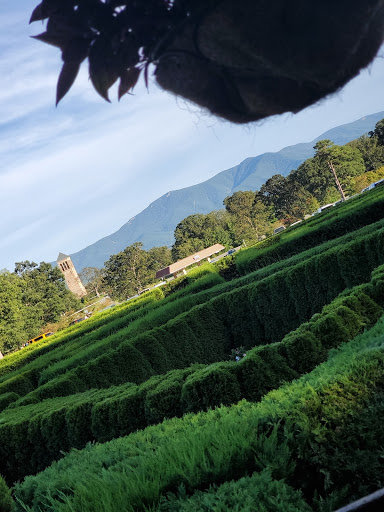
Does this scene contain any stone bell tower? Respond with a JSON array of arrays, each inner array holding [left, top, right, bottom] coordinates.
[[57, 252, 87, 298]]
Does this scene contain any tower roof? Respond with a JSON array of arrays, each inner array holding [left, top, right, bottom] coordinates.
[[57, 252, 70, 262]]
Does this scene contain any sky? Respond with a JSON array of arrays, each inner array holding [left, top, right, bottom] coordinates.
[[1, 2, 384, 271]]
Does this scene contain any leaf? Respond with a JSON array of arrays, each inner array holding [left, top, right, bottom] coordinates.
[[30, 0, 63, 23], [89, 40, 119, 102], [56, 61, 81, 106], [118, 67, 141, 100], [31, 31, 67, 49], [29, 3, 47, 24], [144, 62, 149, 90], [62, 39, 89, 64], [89, 64, 119, 102]]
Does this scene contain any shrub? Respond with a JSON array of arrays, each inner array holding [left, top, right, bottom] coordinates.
[[12, 318, 384, 512], [2, 267, 384, 485], [144, 367, 204, 425], [278, 331, 324, 375], [0, 475, 14, 512], [181, 363, 241, 413], [0, 393, 19, 413], [156, 469, 311, 512], [236, 346, 298, 402]]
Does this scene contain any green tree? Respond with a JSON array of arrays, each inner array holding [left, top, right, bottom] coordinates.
[[103, 243, 150, 299], [0, 271, 24, 352], [0, 262, 80, 352], [369, 118, 384, 146], [347, 135, 384, 172], [283, 181, 320, 220], [172, 211, 233, 260], [292, 140, 365, 202], [224, 191, 273, 242], [16, 261, 80, 337], [147, 246, 173, 274], [258, 175, 314, 220], [79, 267, 106, 297]]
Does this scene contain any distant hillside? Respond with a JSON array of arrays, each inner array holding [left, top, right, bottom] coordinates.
[[69, 111, 384, 270]]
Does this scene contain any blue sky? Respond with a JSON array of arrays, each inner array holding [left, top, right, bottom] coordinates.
[[1, 2, 384, 271]]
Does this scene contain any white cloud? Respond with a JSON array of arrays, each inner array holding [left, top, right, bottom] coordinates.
[[1, 3, 384, 270]]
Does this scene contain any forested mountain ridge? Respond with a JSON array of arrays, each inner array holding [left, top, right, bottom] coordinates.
[[70, 111, 384, 271]]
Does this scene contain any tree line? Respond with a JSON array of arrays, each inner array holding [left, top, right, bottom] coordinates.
[[2, 120, 384, 350], [0, 262, 80, 353], [83, 119, 384, 300]]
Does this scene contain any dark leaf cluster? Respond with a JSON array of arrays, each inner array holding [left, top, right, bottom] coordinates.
[[30, 0, 208, 104]]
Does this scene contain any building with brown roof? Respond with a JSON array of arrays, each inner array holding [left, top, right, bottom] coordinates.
[[156, 244, 225, 279]]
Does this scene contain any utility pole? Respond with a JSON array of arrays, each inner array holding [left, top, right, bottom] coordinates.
[[328, 160, 346, 201]]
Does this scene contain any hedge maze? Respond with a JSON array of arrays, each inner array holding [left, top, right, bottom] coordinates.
[[2, 186, 384, 511]]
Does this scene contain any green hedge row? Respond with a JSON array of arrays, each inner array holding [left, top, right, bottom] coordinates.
[[162, 264, 224, 296], [5, 224, 384, 408], [0, 273, 225, 392], [2, 267, 383, 483], [1, 213, 383, 395], [155, 469, 311, 512], [0, 475, 13, 512], [0, 287, 165, 379], [3, 188, 383, 385], [12, 301, 232, 407], [236, 184, 384, 274], [12, 314, 384, 512]]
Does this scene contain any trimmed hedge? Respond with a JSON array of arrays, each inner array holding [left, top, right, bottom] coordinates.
[[156, 469, 311, 512], [4, 231, 384, 408], [0, 475, 14, 512], [0, 287, 166, 379], [236, 184, 384, 275], [12, 301, 232, 406], [2, 268, 383, 483], [0, 392, 19, 413], [12, 316, 384, 512], [2, 217, 384, 404]]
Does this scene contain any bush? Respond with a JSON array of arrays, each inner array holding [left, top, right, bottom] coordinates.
[[12, 318, 384, 512], [236, 185, 384, 275], [0, 475, 14, 512], [2, 267, 383, 485], [236, 345, 298, 402], [157, 469, 311, 512], [181, 363, 241, 413], [144, 367, 204, 425], [278, 331, 324, 375], [0, 393, 19, 413]]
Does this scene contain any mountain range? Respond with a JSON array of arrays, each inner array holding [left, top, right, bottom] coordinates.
[[69, 111, 384, 271]]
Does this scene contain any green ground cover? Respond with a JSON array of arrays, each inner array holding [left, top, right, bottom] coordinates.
[[1, 266, 382, 483], [0, 270, 226, 386], [12, 312, 384, 512], [0, 287, 166, 378], [2, 187, 384, 512], [2, 219, 384, 412], [3, 188, 383, 383], [2, 196, 383, 398]]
